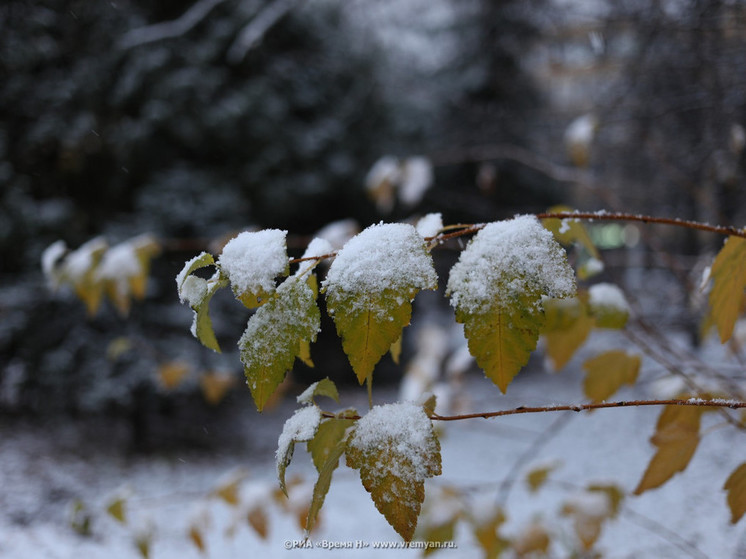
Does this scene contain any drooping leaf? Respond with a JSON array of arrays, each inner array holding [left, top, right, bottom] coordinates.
[[512, 522, 551, 557], [542, 205, 599, 258], [212, 471, 248, 507], [634, 405, 707, 494], [69, 499, 92, 536], [277, 406, 322, 495], [543, 296, 594, 371], [346, 402, 441, 541], [471, 507, 509, 559], [587, 483, 625, 519], [324, 223, 437, 385], [588, 282, 630, 329], [157, 361, 190, 390], [217, 229, 289, 308], [188, 525, 206, 554], [306, 435, 348, 535], [199, 371, 235, 405], [389, 335, 403, 365], [134, 531, 152, 559], [447, 216, 575, 393], [561, 490, 612, 550], [421, 518, 457, 556], [582, 350, 640, 402], [707, 235, 746, 342], [296, 378, 340, 407], [106, 496, 127, 524], [724, 462, 746, 523], [247, 507, 269, 539], [176, 253, 226, 352], [307, 415, 354, 472], [239, 276, 320, 411], [63, 237, 108, 316], [526, 462, 561, 493]]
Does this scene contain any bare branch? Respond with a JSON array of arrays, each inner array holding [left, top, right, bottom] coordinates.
[[226, 0, 300, 64], [118, 0, 228, 50]]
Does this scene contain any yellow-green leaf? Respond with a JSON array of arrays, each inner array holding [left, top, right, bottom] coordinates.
[[106, 496, 127, 524], [134, 532, 152, 559], [447, 216, 575, 393], [240, 276, 320, 411], [323, 223, 437, 385], [724, 462, 746, 523], [188, 525, 206, 553], [157, 361, 190, 390], [247, 507, 269, 539], [582, 350, 640, 402], [587, 483, 624, 519], [707, 235, 746, 342], [176, 253, 226, 352], [69, 499, 92, 536], [389, 336, 402, 365], [346, 402, 441, 541], [297, 378, 340, 407], [212, 471, 247, 507], [459, 299, 545, 393], [471, 507, 509, 559], [64, 237, 108, 316], [526, 462, 561, 493], [633, 405, 704, 494], [588, 283, 630, 329], [543, 296, 594, 371], [298, 340, 314, 367], [307, 415, 354, 472], [420, 518, 457, 556], [542, 205, 599, 258], [306, 435, 348, 535], [199, 371, 235, 406], [277, 406, 322, 495]]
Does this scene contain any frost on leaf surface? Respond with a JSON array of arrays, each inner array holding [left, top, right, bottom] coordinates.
[[218, 229, 288, 308], [346, 402, 441, 541], [239, 276, 320, 411], [276, 406, 322, 495], [447, 215, 575, 392], [323, 223, 438, 384]]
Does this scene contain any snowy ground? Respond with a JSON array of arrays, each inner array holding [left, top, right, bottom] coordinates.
[[1, 336, 745, 559]]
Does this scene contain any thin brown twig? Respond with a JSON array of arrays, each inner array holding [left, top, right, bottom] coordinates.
[[320, 398, 746, 422]]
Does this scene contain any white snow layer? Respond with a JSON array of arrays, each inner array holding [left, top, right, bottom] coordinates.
[[218, 230, 288, 296], [275, 406, 322, 473], [399, 157, 434, 207], [415, 212, 443, 238], [589, 282, 630, 314], [348, 402, 437, 483], [322, 222, 437, 298], [447, 215, 576, 314]]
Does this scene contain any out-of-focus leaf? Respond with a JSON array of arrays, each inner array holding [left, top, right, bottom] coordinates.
[[157, 361, 190, 390], [582, 350, 640, 402], [390, 336, 403, 365], [248, 507, 269, 539], [296, 378, 340, 406], [542, 205, 599, 258], [707, 235, 746, 342], [526, 462, 560, 493], [471, 507, 509, 559], [306, 436, 348, 535], [543, 296, 594, 371], [199, 371, 235, 406], [513, 522, 550, 557], [724, 462, 746, 523], [106, 496, 127, 524], [189, 525, 206, 554]]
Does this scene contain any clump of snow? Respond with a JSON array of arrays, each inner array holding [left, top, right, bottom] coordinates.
[[296, 381, 320, 405], [415, 213, 443, 238], [447, 216, 576, 314], [301, 237, 334, 261], [563, 490, 611, 519], [63, 237, 108, 281], [399, 157, 433, 207], [589, 283, 630, 314], [276, 406, 322, 473], [176, 252, 211, 299], [41, 240, 67, 287], [95, 242, 142, 298], [179, 275, 208, 308], [348, 402, 438, 483], [218, 230, 288, 297], [323, 222, 437, 308], [314, 219, 359, 250]]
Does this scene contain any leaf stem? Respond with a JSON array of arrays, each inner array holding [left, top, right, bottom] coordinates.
[[321, 399, 746, 422]]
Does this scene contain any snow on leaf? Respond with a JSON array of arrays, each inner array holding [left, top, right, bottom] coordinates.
[[707, 235, 746, 343], [324, 223, 438, 385], [513, 522, 551, 556], [561, 490, 611, 550], [724, 462, 746, 523], [543, 296, 594, 371], [399, 157, 434, 207], [588, 282, 630, 329], [582, 350, 640, 402], [63, 237, 108, 315], [176, 252, 226, 352], [346, 402, 441, 541], [471, 506, 509, 559], [633, 405, 707, 495], [415, 212, 443, 239], [296, 378, 339, 406], [41, 240, 67, 288], [218, 229, 289, 308], [239, 276, 320, 411], [276, 406, 322, 496], [447, 216, 575, 393], [97, 235, 160, 315]]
